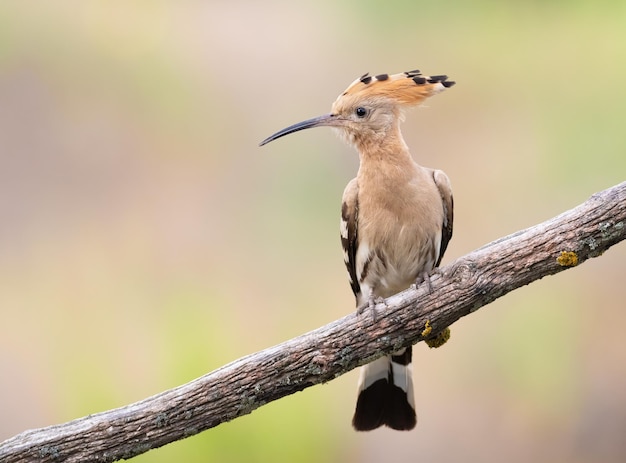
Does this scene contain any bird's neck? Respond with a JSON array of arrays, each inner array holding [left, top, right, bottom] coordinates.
[[354, 126, 414, 169]]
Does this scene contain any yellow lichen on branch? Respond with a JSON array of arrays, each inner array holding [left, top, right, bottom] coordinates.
[[421, 320, 433, 337], [557, 251, 579, 267], [425, 327, 451, 349]]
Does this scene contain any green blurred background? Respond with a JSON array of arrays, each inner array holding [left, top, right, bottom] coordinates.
[[1, 1, 625, 462]]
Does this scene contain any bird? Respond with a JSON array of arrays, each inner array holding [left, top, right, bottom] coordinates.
[[260, 69, 454, 431]]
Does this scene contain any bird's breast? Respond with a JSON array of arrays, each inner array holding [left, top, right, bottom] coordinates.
[[356, 176, 443, 298]]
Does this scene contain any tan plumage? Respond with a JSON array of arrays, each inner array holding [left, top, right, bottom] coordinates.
[[260, 70, 454, 431]]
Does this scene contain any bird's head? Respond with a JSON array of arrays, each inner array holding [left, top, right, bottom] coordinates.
[[259, 70, 455, 148]]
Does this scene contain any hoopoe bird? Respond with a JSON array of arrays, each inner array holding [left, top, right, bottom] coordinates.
[[260, 70, 454, 431]]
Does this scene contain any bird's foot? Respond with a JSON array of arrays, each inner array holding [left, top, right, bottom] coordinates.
[[414, 268, 441, 294], [356, 295, 386, 322]]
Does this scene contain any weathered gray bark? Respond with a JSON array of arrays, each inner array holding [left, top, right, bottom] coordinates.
[[1, 181, 624, 463]]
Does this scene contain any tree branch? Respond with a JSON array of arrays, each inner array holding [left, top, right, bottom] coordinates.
[[2, 182, 625, 463]]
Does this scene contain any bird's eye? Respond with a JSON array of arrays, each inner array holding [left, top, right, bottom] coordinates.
[[355, 107, 368, 118]]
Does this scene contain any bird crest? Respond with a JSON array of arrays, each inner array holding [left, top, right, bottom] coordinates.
[[338, 70, 455, 107]]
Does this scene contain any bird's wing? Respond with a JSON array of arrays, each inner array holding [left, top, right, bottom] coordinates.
[[340, 178, 360, 298], [432, 169, 454, 267]]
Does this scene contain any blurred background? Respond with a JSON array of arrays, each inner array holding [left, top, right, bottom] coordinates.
[[1, 1, 625, 462]]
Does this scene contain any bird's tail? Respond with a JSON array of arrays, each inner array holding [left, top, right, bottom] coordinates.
[[352, 347, 416, 431]]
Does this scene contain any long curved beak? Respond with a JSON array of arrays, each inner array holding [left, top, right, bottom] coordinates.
[[259, 114, 339, 146]]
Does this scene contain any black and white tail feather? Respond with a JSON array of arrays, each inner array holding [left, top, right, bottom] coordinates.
[[352, 346, 417, 430]]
